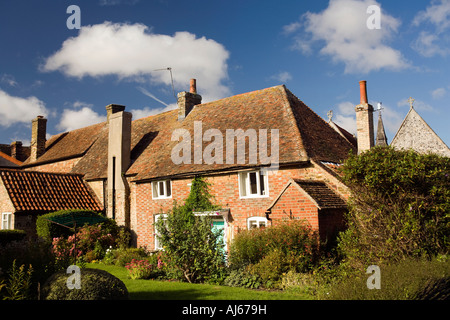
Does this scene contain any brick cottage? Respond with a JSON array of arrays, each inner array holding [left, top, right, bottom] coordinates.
[[0, 80, 376, 250]]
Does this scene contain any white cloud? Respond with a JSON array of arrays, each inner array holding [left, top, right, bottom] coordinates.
[[413, 0, 450, 31], [412, 1, 450, 57], [285, 0, 409, 74], [0, 74, 18, 87], [431, 87, 446, 99], [130, 104, 177, 120], [411, 31, 450, 57], [270, 71, 293, 83], [57, 106, 106, 132], [0, 89, 48, 127], [333, 101, 357, 134], [331, 100, 402, 137], [42, 22, 230, 101]]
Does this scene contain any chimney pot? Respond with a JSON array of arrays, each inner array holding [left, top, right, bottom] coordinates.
[[178, 79, 202, 121], [355, 81, 374, 154], [190, 79, 197, 94], [359, 80, 368, 104]]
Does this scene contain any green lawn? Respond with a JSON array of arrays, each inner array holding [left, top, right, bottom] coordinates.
[[86, 263, 313, 300]]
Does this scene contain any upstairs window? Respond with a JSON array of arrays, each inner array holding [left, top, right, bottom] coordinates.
[[239, 170, 269, 198], [152, 180, 172, 199]]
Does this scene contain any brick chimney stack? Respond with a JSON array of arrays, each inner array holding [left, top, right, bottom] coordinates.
[[178, 78, 202, 121], [10, 141, 23, 161], [30, 116, 47, 161], [355, 81, 374, 154], [106, 104, 132, 228]]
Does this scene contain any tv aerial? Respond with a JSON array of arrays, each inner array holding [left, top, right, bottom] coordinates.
[[153, 67, 176, 100]]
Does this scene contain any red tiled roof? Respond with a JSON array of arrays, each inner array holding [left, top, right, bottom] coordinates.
[[22, 122, 106, 166], [0, 151, 22, 168], [293, 179, 347, 209], [26, 85, 356, 181], [0, 169, 102, 213]]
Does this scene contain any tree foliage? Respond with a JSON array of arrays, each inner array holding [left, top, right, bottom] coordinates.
[[339, 146, 449, 267], [155, 176, 224, 283]]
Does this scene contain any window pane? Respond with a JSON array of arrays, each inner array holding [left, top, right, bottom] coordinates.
[[152, 182, 158, 198], [166, 180, 171, 197], [249, 172, 257, 194], [259, 172, 265, 195], [159, 181, 165, 196], [239, 173, 247, 197]]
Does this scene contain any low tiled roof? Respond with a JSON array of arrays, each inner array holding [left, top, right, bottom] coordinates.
[[22, 122, 105, 166], [0, 169, 102, 213], [0, 151, 22, 168], [293, 179, 347, 209], [25, 85, 356, 181]]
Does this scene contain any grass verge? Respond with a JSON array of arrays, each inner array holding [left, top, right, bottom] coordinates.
[[86, 263, 314, 300]]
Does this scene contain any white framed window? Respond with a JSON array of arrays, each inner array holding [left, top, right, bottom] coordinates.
[[247, 216, 268, 229], [152, 180, 172, 199], [238, 170, 269, 198], [154, 214, 167, 250], [1, 212, 12, 230]]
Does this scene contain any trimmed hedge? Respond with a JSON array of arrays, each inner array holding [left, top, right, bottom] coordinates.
[[0, 229, 26, 246], [41, 268, 129, 300], [36, 209, 106, 241]]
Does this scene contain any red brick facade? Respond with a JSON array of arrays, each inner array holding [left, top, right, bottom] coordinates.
[[4, 84, 356, 250], [131, 161, 349, 250]]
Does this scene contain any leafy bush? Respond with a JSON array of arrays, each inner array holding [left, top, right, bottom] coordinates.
[[224, 269, 262, 289], [103, 247, 149, 267], [279, 270, 315, 295], [0, 238, 57, 299], [36, 209, 106, 241], [155, 176, 225, 283], [322, 256, 450, 300], [228, 220, 320, 272], [1, 260, 33, 300], [125, 259, 155, 280], [340, 147, 450, 267], [0, 230, 26, 246], [41, 268, 128, 300]]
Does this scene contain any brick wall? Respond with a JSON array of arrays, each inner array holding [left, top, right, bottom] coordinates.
[[269, 182, 319, 229], [0, 179, 16, 230], [132, 161, 349, 250]]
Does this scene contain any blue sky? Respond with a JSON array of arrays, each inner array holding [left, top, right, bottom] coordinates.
[[0, 0, 449, 148]]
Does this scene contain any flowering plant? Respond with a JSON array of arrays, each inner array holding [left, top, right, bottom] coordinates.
[[125, 259, 154, 280]]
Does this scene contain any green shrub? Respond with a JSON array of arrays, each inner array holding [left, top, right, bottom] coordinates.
[[155, 176, 225, 284], [36, 209, 106, 241], [41, 268, 128, 300], [228, 220, 320, 273], [323, 257, 450, 300], [248, 249, 285, 286], [224, 269, 262, 289], [279, 270, 315, 295], [340, 147, 450, 267], [0, 230, 27, 246], [1, 260, 33, 300], [103, 247, 149, 267], [0, 238, 57, 299]]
